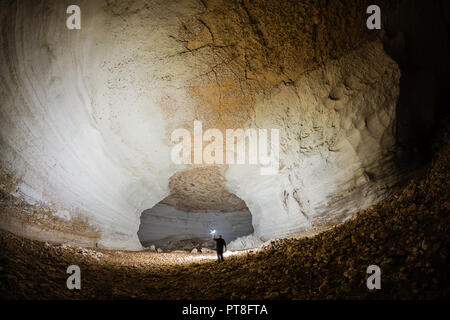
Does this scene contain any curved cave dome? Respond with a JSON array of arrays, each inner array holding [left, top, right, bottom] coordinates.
[[0, 0, 448, 256]]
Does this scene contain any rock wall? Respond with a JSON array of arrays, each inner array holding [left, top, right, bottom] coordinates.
[[382, 0, 450, 152], [226, 41, 400, 241], [0, 0, 199, 249], [138, 204, 253, 249], [1, 0, 403, 249]]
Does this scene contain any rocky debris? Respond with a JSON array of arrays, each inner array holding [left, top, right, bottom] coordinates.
[[201, 242, 212, 248], [157, 248, 163, 253], [228, 234, 264, 250], [142, 238, 216, 252], [57, 244, 105, 261], [191, 248, 198, 254], [201, 248, 214, 253], [161, 167, 248, 212], [0, 122, 449, 299], [0, 169, 100, 245]]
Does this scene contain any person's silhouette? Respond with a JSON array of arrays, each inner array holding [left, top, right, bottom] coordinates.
[[212, 234, 227, 262]]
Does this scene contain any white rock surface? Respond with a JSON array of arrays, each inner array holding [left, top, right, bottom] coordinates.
[[228, 234, 264, 251], [137, 204, 253, 248], [0, 0, 204, 249], [0, 0, 401, 249], [225, 41, 401, 241]]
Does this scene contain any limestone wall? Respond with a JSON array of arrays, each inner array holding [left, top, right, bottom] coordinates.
[[0, 0, 402, 249]]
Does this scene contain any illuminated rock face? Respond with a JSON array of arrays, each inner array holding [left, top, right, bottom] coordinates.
[[0, 0, 401, 250], [138, 204, 253, 249], [226, 41, 401, 242]]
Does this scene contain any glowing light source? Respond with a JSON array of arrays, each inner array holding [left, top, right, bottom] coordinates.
[[210, 229, 216, 235]]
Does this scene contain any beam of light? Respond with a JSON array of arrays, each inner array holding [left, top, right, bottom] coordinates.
[[189, 250, 243, 261]]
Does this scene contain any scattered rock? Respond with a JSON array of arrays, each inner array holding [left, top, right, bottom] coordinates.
[[329, 87, 343, 100], [0, 122, 449, 299]]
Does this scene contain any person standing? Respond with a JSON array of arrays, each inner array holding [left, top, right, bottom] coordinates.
[[212, 234, 227, 263]]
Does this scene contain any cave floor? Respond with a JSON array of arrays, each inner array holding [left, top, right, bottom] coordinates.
[[0, 127, 449, 300]]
